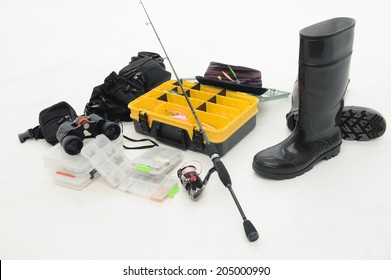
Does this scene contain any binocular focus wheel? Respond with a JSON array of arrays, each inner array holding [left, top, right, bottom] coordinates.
[[61, 135, 84, 155]]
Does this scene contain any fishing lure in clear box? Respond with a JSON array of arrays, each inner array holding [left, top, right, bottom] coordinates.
[[129, 146, 183, 177], [177, 164, 216, 200], [81, 134, 179, 202]]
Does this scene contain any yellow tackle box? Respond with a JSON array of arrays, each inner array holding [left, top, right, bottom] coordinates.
[[128, 80, 259, 156]]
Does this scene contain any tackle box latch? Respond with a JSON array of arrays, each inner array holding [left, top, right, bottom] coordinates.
[[192, 128, 205, 152], [139, 112, 150, 134]]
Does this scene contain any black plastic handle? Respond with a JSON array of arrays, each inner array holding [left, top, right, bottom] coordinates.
[[212, 157, 232, 188], [206, 143, 232, 188], [154, 122, 187, 149], [243, 219, 259, 242]]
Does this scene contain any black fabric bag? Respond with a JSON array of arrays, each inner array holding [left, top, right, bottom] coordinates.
[[196, 61, 267, 95], [18, 101, 78, 145], [84, 52, 171, 121]]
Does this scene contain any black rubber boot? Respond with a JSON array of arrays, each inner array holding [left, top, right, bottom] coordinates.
[[253, 17, 356, 179], [286, 81, 386, 141]]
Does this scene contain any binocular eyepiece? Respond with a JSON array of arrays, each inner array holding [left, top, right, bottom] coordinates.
[[56, 114, 121, 155]]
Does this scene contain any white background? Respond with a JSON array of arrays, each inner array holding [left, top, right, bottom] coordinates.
[[1, 0, 390, 263]]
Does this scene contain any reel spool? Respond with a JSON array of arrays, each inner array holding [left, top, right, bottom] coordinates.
[[177, 162, 215, 200]]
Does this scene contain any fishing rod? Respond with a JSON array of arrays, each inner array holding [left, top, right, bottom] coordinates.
[[139, 0, 258, 242]]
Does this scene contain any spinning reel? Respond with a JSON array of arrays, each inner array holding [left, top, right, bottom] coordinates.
[[177, 163, 215, 200]]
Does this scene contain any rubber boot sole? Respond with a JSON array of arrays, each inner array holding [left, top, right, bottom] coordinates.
[[286, 106, 386, 141], [252, 143, 341, 180]]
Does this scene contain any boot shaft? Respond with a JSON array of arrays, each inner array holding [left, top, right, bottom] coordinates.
[[297, 18, 355, 137], [299, 17, 355, 67]]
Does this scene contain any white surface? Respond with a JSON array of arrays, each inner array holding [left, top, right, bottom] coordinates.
[[1, 0, 390, 259]]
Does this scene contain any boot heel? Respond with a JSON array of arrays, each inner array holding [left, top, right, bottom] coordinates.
[[323, 144, 341, 160]]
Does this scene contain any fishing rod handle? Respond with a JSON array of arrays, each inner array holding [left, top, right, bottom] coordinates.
[[207, 144, 232, 188]]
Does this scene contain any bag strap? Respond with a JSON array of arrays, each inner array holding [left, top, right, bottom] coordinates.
[[18, 125, 44, 143], [122, 134, 159, 150]]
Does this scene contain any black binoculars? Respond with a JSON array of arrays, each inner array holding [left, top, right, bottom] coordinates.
[[56, 114, 121, 155]]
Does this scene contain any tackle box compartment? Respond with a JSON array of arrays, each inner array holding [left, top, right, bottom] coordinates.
[[43, 143, 98, 190], [43, 135, 124, 190], [128, 80, 259, 156], [129, 146, 183, 177], [81, 135, 180, 202]]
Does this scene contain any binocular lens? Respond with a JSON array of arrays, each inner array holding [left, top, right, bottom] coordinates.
[[103, 123, 121, 140], [62, 136, 83, 155]]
